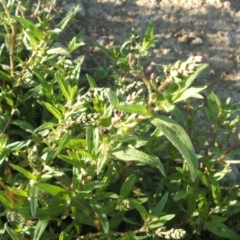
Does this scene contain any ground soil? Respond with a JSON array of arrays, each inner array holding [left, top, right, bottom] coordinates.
[[54, 0, 240, 103]]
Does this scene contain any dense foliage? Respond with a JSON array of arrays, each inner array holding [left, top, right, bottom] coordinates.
[[0, 1, 240, 239]]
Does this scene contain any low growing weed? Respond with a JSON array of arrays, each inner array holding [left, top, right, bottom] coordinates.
[[0, 1, 239, 239]]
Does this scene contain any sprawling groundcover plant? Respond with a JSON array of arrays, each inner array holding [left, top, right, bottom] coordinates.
[[0, 1, 240, 239]]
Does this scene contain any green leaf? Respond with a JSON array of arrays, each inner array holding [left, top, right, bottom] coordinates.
[[184, 63, 209, 90], [86, 74, 97, 88], [149, 214, 175, 229], [29, 184, 39, 218], [108, 90, 119, 107], [112, 147, 165, 177], [151, 116, 198, 181], [13, 16, 43, 40], [93, 41, 117, 62], [120, 174, 136, 198], [150, 193, 168, 218], [226, 102, 240, 112], [10, 164, 37, 181], [33, 219, 49, 240], [0, 191, 14, 209], [97, 153, 109, 175], [43, 102, 63, 119], [58, 154, 82, 168], [5, 224, 25, 240], [55, 73, 71, 100], [198, 192, 209, 218], [47, 47, 71, 58], [82, 182, 108, 193], [86, 126, 94, 155], [11, 120, 34, 133], [209, 175, 221, 205], [35, 183, 67, 196], [173, 86, 207, 103], [204, 221, 239, 239], [56, 132, 72, 156], [115, 104, 149, 116], [130, 199, 148, 221], [57, 5, 78, 30], [91, 203, 109, 233]]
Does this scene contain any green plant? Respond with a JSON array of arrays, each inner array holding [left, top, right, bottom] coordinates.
[[0, 1, 240, 239]]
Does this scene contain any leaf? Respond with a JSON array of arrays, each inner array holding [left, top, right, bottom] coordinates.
[[55, 73, 71, 100], [150, 193, 168, 218], [130, 199, 148, 221], [82, 182, 108, 193], [209, 175, 221, 205], [92, 41, 117, 62], [173, 86, 207, 103], [0, 191, 14, 209], [35, 183, 67, 196], [47, 47, 71, 58], [33, 219, 49, 240], [149, 214, 175, 229], [10, 120, 34, 133], [150, 116, 198, 181], [108, 90, 119, 107], [112, 147, 165, 177], [5, 224, 25, 240], [10, 164, 37, 181], [58, 154, 82, 168], [57, 5, 78, 30], [29, 184, 39, 218], [97, 153, 109, 175], [56, 132, 72, 156], [204, 221, 239, 239], [91, 203, 109, 233], [120, 174, 136, 198], [86, 74, 97, 88], [86, 126, 94, 155], [184, 63, 209, 90], [43, 102, 63, 120], [226, 102, 240, 112], [115, 104, 149, 116], [13, 16, 43, 40]]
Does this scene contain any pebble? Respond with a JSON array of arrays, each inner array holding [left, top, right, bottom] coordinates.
[[223, 1, 231, 11], [63, 3, 85, 17], [191, 37, 203, 45]]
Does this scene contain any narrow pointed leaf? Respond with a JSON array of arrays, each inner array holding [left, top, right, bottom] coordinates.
[[33, 219, 49, 240], [30, 184, 39, 218], [5, 224, 25, 240], [86, 74, 97, 88], [151, 116, 197, 181], [56, 73, 71, 100], [10, 164, 37, 181], [56, 132, 72, 156], [112, 147, 165, 177], [0, 191, 14, 209], [35, 183, 67, 196], [120, 174, 136, 198], [108, 90, 119, 107], [43, 102, 63, 119], [10, 120, 34, 133], [115, 104, 149, 116], [91, 203, 109, 233], [150, 193, 168, 218], [204, 221, 239, 238]]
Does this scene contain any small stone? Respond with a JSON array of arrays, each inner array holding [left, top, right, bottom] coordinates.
[[63, 3, 85, 17], [178, 35, 189, 43], [97, 36, 108, 45], [223, 1, 231, 11], [191, 37, 203, 45]]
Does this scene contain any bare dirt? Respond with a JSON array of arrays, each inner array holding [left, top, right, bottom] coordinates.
[[56, 0, 240, 103]]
